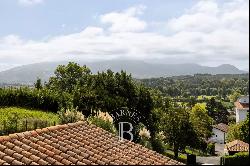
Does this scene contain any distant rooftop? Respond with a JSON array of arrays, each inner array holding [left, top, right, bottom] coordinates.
[[213, 123, 229, 133], [225, 140, 249, 152], [238, 96, 249, 104]]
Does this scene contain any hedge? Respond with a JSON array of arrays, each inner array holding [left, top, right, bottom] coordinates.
[[220, 152, 249, 165], [0, 87, 70, 112]]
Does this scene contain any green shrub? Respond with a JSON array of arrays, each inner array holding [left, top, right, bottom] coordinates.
[[206, 142, 215, 155], [58, 107, 84, 124], [88, 116, 117, 135], [0, 88, 70, 112], [221, 152, 249, 165], [151, 138, 165, 154]]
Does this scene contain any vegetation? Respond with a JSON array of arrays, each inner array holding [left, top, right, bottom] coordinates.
[[87, 111, 117, 134], [206, 142, 215, 155], [157, 104, 198, 158], [206, 97, 229, 124], [221, 152, 249, 165], [0, 107, 59, 135], [58, 107, 84, 124], [227, 114, 249, 143], [190, 103, 213, 140], [138, 74, 249, 98], [0, 62, 248, 161]]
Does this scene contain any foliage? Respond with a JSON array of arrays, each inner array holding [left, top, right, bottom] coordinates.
[[206, 142, 215, 155], [34, 78, 43, 90], [87, 115, 117, 135], [0, 107, 59, 135], [221, 152, 249, 165], [227, 114, 249, 143], [47, 62, 91, 93], [0, 87, 69, 112], [229, 90, 242, 102], [159, 104, 198, 158], [139, 74, 249, 98], [150, 133, 166, 154], [206, 97, 229, 124], [164, 150, 187, 164], [190, 103, 213, 140], [58, 107, 84, 124]]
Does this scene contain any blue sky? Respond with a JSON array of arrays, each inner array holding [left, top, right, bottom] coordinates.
[[0, 0, 249, 71], [0, 0, 196, 39]]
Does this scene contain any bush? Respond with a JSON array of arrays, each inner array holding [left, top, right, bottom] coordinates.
[[151, 138, 165, 154], [206, 142, 215, 155], [88, 115, 117, 135], [0, 87, 70, 113], [221, 152, 249, 165], [58, 107, 84, 124]]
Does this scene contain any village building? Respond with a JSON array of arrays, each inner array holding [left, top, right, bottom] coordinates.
[[210, 123, 229, 144], [235, 96, 249, 123]]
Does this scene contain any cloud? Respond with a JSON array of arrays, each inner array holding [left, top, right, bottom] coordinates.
[[100, 5, 147, 32], [0, 0, 249, 71], [18, 0, 43, 6]]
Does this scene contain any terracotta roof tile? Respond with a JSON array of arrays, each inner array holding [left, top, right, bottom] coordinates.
[[37, 159, 48, 165], [10, 160, 23, 165], [0, 121, 183, 165], [235, 101, 249, 109], [213, 123, 229, 133], [225, 140, 249, 152]]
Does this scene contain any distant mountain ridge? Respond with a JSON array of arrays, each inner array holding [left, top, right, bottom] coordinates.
[[0, 60, 247, 84]]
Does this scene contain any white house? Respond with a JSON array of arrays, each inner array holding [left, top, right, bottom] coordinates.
[[235, 96, 249, 123], [210, 123, 229, 144]]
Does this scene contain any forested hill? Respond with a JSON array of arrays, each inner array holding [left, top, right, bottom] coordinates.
[[0, 60, 247, 84], [138, 73, 249, 98]]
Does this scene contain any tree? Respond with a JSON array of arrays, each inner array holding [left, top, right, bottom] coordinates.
[[229, 90, 242, 102], [206, 97, 217, 117], [47, 62, 91, 93], [34, 78, 43, 90], [190, 104, 213, 140], [206, 98, 229, 124], [159, 104, 198, 158], [227, 114, 249, 143]]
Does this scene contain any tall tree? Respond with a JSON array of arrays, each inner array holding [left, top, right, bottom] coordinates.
[[47, 62, 91, 93], [206, 97, 229, 124], [34, 78, 43, 90], [190, 104, 213, 140], [160, 104, 197, 158]]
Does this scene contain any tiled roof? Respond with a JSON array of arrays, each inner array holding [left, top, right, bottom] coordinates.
[[213, 123, 229, 133], [0, 121, 183, 165], [225, 140, 249, 152], [235, 101, 249, 109]]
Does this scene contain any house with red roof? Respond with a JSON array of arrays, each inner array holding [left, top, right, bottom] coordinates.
[[235, 96, 249, 123]]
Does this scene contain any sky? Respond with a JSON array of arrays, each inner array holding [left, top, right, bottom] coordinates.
[[0, 0, 249, 71]]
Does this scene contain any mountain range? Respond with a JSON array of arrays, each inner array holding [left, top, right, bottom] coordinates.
[[0, 60, 247, 84]]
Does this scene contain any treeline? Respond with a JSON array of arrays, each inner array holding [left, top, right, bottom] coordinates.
[[0, 62, 153, 130], [138, 74, 249, 98], [0, 62, 245, 159], [0, 88, 64, 112]]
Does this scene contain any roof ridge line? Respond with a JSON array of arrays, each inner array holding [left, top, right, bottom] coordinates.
[[0, 120, 87, 142]]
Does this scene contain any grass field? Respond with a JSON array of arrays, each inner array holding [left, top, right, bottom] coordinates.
[[0, 107, 60, 135]]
